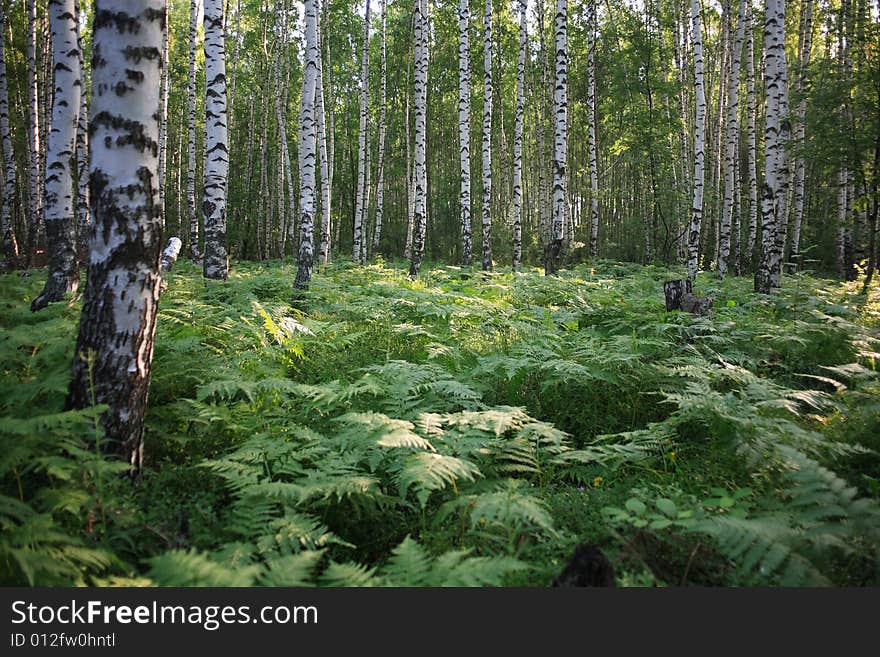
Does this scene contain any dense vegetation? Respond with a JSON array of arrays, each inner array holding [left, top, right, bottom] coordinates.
[[3, 259, 879, 586]]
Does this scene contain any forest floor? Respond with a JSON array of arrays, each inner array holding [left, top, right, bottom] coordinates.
[[2, 259, 879, 586]]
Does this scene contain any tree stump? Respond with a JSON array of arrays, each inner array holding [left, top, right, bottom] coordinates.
[[663, 279, 693, 311]]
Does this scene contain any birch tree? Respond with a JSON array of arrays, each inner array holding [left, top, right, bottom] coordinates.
[[316, 9, 331, 265], [745, 0, 758, 266], [372, 0, 388, 255], [686, 0, 707, 281], [718, 0, 746, 279], [202, 0, 229, 279], [481, 0, 493, 271], [408, 0, 428, 277], [545, 0, 567, 276], [587, 0, 599, 258], [353, 0, 371, 264], [32, 0, 81, 311], [790, 0, 813, 259], [75, 36, 90, 255], [26, 0, 42, 257], [295, 0, 319, 290], [457, 0, 472, 265], [67, 0, 166, 474], [755, 0, 786, 294], [0, 4, 19, 259], [512, 0, 526, 270], [186, 0, 200, 260]]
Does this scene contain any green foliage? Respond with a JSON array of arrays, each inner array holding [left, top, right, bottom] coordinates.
[[1, 260, 879, 586]]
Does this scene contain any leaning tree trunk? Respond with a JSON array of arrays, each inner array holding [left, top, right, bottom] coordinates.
[[457, 0, 472, 265], [0, 4, 19, 259], [745, 0, 758, 268], [686, 0, 707, 282], [32, 0, 81, 312], [755, 0, 786, 294], [480, 0, 493, 271], [545, 0, 567, 276], [186, 0, 200, 260], [67, 0, 165, 475], [408, 0, 428, 277], [718, 0, 746, 279], [511, 0, 525, 271], [372, 0, 387, 255], [26, 0, 43, 259], [587, 0, 600, 259], [295, 0, 319, 290], [202, 0, 229, 279], [353, 0, 371, 264]]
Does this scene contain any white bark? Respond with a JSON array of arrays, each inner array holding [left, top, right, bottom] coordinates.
[[745, 0, 758, 266], [481, 0, 493, 271], [546, 0, 567, 276], [32, 0, 81, 311], [316, 9, 331, 265], [160, 237, 182, 272], [587, 0, 599, 258], [203, 0, 229, 279], [186, 0, 200, 259], [718, 0, 746, 279], [686, 0, 707, 281], [790, 0, 813, 258], [408, 0, 428, 277], [69, 0, 166, 474], [458, 0, 472, 265], [373, 0, 387, 255], [512, 0, 526, 271], [0, 4, 19, 259], [295, 0, 319, 289], [75, 36, 89, 255], [26, 0, 42, 255], [353, 0, 371, 264], [158, 1, 170, 220]]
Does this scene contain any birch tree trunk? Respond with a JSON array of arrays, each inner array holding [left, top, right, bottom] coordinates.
[[26, 0, 43, 258], [67, 0, 166, 474], [75, 35, 90, 255], [157, 0, 170, 222], [353, 0, 371, 264], [274, 38, 297, 263], [295, 0, 319, 290], [545, 0, 567, 276], [755, 0, 786, 294], [512, 0, 525, 271], [745, 0, 758, 267], [186, 0, 200, 260], [0, 4, 19, 259], [718, 0, 746, 279], [587, 0, 599, 258], [457, 0, 472, 265], [316, 9, 331, 265], [686, 0, 707, 281], [202, 0, 229, 279], [372, 0, 387, 255], [32, 0, 81, 311], [790, 0, 813, 259], [480, 0, 493, 271], [408, 0, 428, 277]]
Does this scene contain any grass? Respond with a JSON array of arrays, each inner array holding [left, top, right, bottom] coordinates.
[[1, 258, 879, 586]]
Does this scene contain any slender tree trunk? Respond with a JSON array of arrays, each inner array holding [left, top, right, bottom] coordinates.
[[295, 0, 319, 289], [75, 26, 89, 256], [316, 4, 331, 265], [26, 0, 43, 259], [408, 0, 428, 277], [587, 0, 599, 258], [158, 0, 170, 223], [187, 0, 200, 260], [546, 0, 567, 276], [404, 54, 414, 260], [457, 0, 472, 265], [790, 0, 813, 259], [480, 0, 493, 271], [512, 0, 525, 270], [353, 0, 371, 264], [0, 5, 19, 259], [755, 0, 786, 294], [686, 0, 707, 281], [745, 0, 758, 268], [372, 0, 387, 256], [67, 0, 165, 475], [32, 0, 81, 311], [718, 0, 746, 279], [203, 0, 229, 279]]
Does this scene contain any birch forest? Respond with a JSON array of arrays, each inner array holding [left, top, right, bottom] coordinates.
[[1, 0, 879, 588]]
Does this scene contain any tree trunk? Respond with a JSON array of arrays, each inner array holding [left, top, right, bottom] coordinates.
[[75, 21, 89, 256], [457, 0, 472, 265], [67, 0, 165, 475], [745, 0, 758, 268], [158, 0, 170, 223], [295, 0, 319, 290], [0, 4, 19, 259], [186, 0, 200, 260], [790, 0, 813, 259], [408, 0, 428, 277], [316, 5, 331, 265], [512, 0, 525, 271], [202, 0, 229, 279], [546, 0, 567, 276], [480, 0, 493, 271], [32, 0, 81, 311], [372, 0, 387, 256], [587, 0, 600, 259], [686, 0, 707, 281], [26, 0, 43, 260], [160, 236, 182, 273], [353, 0, 371, 264]]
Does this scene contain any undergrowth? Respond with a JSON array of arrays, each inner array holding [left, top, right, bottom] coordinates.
[[1, 259, 878, 586]]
